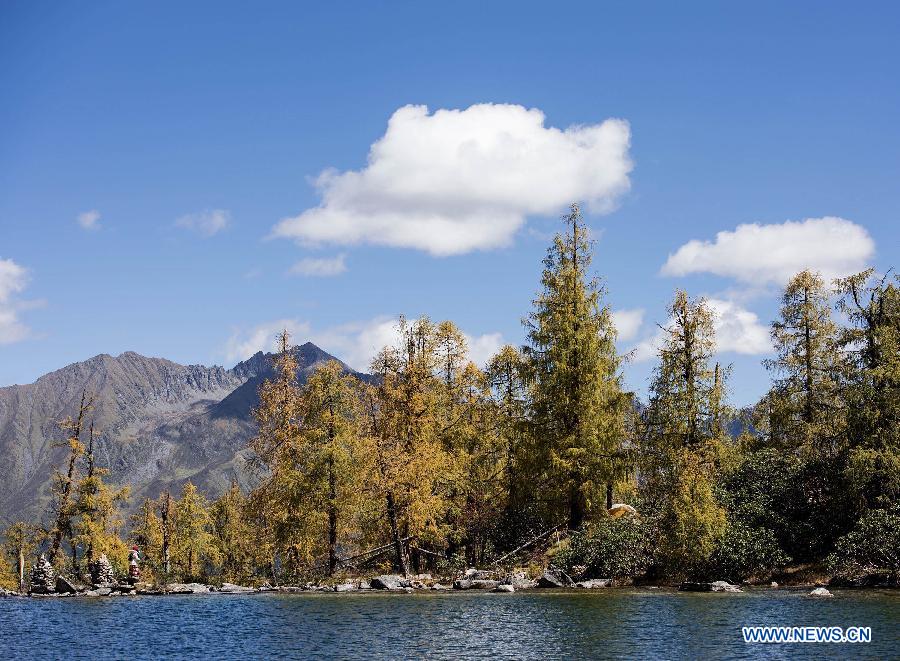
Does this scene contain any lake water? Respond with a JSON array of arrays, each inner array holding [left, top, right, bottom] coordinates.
[[0, 588, 897, 659]]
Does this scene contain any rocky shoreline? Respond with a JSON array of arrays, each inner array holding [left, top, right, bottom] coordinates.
[[3, 567, 881, 600]]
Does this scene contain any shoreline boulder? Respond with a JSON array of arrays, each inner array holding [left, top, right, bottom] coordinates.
[[576, 579, 613, 589], [165, 583, 210, 594], [370, 575, 410, 591], [55, 576, 81, 594], [679, 581, 742, 593], [536, 570, 572, 588], [809, 587, 834, 597]]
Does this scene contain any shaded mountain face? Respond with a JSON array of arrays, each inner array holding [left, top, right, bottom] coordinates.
[[0, 343, 360, 525]]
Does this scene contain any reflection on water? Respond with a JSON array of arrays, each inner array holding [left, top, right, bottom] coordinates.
[[0, 588, 897, 659]]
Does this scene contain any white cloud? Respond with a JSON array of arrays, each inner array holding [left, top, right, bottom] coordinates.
[[466, 332, 505, 367], [272, 103, 632, 256], [175, 209, 230, 237], [225, 316, 504, 371], [77, 210, 101, 231], [0, 258, 31, 344], [287, 254, 347, 277], [612, 308, 644, 341], [630, 298, 771, 363], [706, 298, 772, 355], [661, 217, 875, 285]]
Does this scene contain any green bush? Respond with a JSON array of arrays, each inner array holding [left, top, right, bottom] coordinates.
[[707, 520, 790, 582], [827, 506, 900, 581], [557, 517, 652, 580], [720, 449, 855, 562]]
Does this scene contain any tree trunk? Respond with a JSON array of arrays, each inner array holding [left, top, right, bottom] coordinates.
[[327, 460, 338, 576], [48, 392, 90, 565], [18, 548, 25, 593], [803, 288, 814, 425], [606, 482, 614, 510], [161, 493, 172, 574], [386, 491, 409, 576], [568, 482, 585, 530]]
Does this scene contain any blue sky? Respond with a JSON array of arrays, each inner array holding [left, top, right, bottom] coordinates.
[[1, 1, 898, 405]]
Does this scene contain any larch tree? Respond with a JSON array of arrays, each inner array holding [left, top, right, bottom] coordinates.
[[173, 482, 218, 581], [47, 391, 92, 567], [763, 269, 844, 455], [297, 360, 372, 575], [363, 317, 452, 575], [2, 522, 37, 592], [835, 269, 900, 510], [248, 330, 310, 576], [129, 498, 163, 577], [524, 203, 628, 530], [72, 423, 129, 569], [210, 481, 255, 582], [485, 345, 530, 510], [641, 290, 728, 577]]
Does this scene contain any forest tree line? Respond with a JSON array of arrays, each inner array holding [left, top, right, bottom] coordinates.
[[2, 204, 898, 590]]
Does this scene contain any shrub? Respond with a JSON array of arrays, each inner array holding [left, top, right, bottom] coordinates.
[[827, 506, 900, 581], [707, 520, 790, 582], [557, 517, 652, 580]]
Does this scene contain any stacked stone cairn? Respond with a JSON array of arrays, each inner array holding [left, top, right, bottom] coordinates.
[[29, 555, 56, 594], [89, 553, 116, 586]]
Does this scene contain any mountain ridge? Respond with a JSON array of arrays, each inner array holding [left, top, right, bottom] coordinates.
[[0, 343, 359, 525]]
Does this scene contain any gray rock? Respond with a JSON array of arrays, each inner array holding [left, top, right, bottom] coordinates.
[[770, 581, 779, 588], [536, 570, 571, 588], [471, 579, 500, 590], [493, 584, 515, 593], [809, 587, 834, 597], [504, 571, 537, 589], [334, 583, 357, 592], [357, 580, 371, 590], [219, 583, 255, 593], [55, 575, 81, 594], [165, 582, 210, 594], [575, 578, 613, 589], [679, 581, 742, 593], [370, 575, 409, 590], [454, 578, 499, 590], [431, 583, 449, 590], [463, 568, 495, 581]]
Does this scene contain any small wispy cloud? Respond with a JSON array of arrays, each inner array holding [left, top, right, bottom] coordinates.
[[612, 308, 644, 342], [287, 254, 347, 277], [77, 210, 101, 231], [629, 297, 771, 363], [0, 257, 32, 344], [175, 209, 230, 237], [225, 315, 504, 371]]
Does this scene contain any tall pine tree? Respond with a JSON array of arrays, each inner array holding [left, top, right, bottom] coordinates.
[[524, 203, 628, 530]]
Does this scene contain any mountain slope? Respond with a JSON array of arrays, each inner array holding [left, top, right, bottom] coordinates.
[[0, 343, 356, 524]]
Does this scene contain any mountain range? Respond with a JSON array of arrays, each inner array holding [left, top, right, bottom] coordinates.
[[0, 343, 360, 526]]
